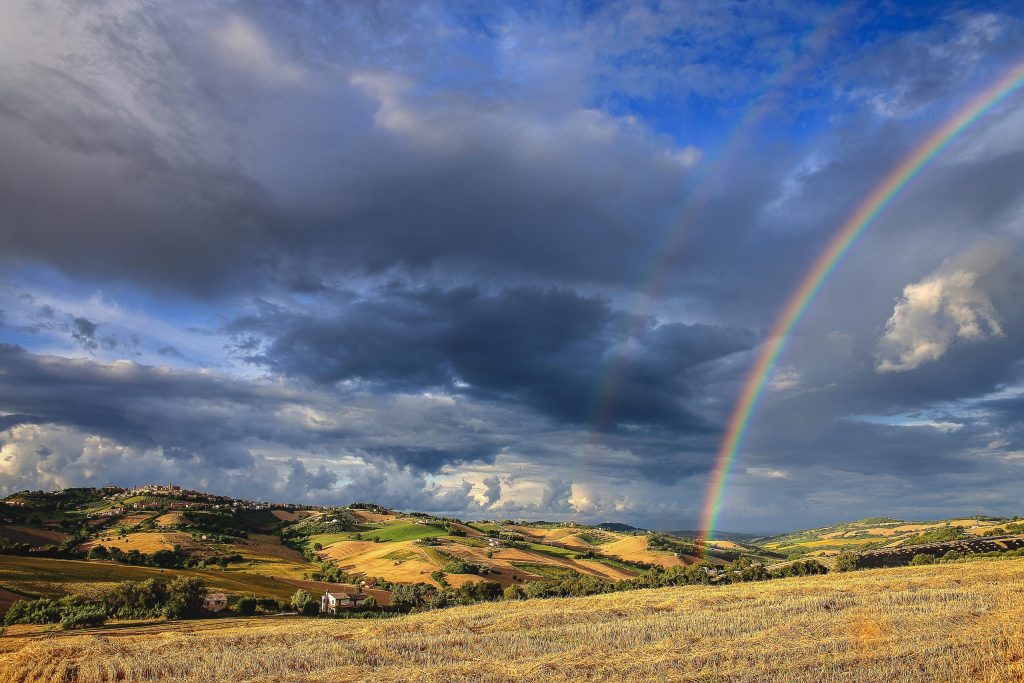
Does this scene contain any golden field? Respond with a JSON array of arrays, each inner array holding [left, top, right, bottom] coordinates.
[[2, 558, 1023, 682]]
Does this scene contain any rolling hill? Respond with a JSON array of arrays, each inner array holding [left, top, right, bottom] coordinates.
[[758, 515, 1024, 563], [0, 486, 767, 613], [3, 557, 1022, 682]]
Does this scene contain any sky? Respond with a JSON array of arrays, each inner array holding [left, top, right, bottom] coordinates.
[[2, 1, 1024, 533]]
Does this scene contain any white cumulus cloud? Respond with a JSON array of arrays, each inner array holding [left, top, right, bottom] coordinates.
[[876, 243, 1008, 372]]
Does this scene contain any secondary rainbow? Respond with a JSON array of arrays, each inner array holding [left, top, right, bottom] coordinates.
[[586, 9, 849, 434], [697, 58, 1024, 551]]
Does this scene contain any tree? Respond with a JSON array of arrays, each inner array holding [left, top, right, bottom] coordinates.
[[290, 589, 313, 613], [503, 584, 525, 601], [833, 553, 858, 572], [150, 549, 180, 568], [362, 596, 377, 609], [236, 596, 257, 616], [163, 577, 207, 619], [909, 553, 935, 566], [940, 550, 962, 562], [87, 545, 110, 560], [60, 605, 106, 630], [312, 542, 323, 552]]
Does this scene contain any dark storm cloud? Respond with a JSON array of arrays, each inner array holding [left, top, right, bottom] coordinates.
[[230, 286, 756, 431], [0, 0, 701, 294], [2, 1, 1024, 529], [0, 343, 273, 466], [0, 343, 510, 476]]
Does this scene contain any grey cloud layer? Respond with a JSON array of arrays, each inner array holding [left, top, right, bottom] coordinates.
[[230, 286, 756, 431], [2, 1, 1024, 530]]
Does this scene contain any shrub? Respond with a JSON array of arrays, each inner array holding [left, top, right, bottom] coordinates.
[[87, 545, 110, 560], [362, 596, 377, 609], [291, 589, 320, 615], [909, 553, 935, 566], [60, 605, 107, 630], [833, 553, 858, 572], [441, 560, 476, 575], [772, 559, 828, 578], [163, 577, 207, 619], [256, 597, 280, 612], [290, 589, 313, 613], [3, 598, 62, 625], [236, 596, 257, 616], [103, 579, 167, 619], [503, 584, 525, 601], [941, 550, 963, 562]]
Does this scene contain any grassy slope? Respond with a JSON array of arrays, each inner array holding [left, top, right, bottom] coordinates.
[[0, 555, 306, 602], [4, 558, 1024, 682], [760, 516, 1015, 556]]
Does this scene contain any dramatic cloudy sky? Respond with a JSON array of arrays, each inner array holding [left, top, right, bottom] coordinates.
[[2, 1, 1024, 532]]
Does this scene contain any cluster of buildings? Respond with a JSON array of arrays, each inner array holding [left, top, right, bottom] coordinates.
[[200, 589, 372, 615], [106, 485, 332, 513]]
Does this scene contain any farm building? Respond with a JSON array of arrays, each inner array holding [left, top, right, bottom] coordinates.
[[202, 593, 228, 613], [321, 589, 368, 614]]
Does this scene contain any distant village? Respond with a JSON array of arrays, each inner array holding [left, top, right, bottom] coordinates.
[[6, 484, 336, 518]]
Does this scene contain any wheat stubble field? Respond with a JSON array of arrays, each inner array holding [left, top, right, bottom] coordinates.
[[2, 559, 1023, 683]]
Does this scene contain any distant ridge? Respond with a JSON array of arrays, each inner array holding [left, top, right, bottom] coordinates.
[[668, 529, 762, 541], [595, 522, 645, 532]]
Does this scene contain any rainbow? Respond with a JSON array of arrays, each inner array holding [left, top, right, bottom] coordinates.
[[697, 58, 1024, 551], [587, 8, 849, 434]]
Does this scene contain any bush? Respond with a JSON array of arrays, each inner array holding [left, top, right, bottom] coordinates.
[[290, 589, 319, 615], [103, 579, 167, 619], [163, 577, 207, 619], [940, 550, 963, 562], [362, 596, 377, 609], [441, 560, 476, 575], [503, 584, 525, 601], [909, 553, 935, 566], [833, 553, 858, 572], [60, 605, 107, 630], [3, 598, 63, 625], [87, 545, 110, 560], [257, 597, 280, 612], [236, 596, 257, 616], [772, 559, 828, 578]]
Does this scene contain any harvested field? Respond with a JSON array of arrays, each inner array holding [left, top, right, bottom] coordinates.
[[154, 513, 188, 527], [115, 514, 156, 528], [319, 540, 441, 585], [82, 532, 202, 554], [0, 525, 69, 546], [602, 536, 683, 569], [0, 555, 307, 607], [3, 558, 1023, 682], [269, 510, 316, 523], [439, 543, 629, 585], [347, 510, 398, 524]]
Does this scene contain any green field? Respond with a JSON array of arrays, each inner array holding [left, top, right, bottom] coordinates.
[[360, 523, 448, 543], [509, 562, 577, 580], [588, 555, 642, 573], [523, 543, 580, 559], [303, 533, 358, 550]]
